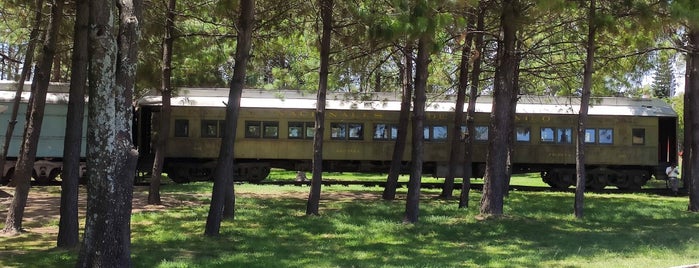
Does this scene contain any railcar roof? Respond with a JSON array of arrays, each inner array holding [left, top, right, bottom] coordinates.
[[139, 88, 678, 118]]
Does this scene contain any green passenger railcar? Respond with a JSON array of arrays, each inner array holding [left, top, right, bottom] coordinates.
[[137, 89, 677, 190]]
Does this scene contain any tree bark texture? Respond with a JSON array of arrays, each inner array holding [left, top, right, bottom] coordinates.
[[3, 0, 63, 234], [480, 0, 518, 216], [149, 0, 177, 205], [57, 0, 88, 248], [76, 0, 141, 265], [0, 0, 44, 182], [205, 0, 255, 235], [460, 2, 485, 209], [307, 0, 332, 216], [688, 29, 699, 212], [404, 34, 430, 223], [383, 43, 413, 201], [441, 13, 475, 199], [574, 0, 596, 219]]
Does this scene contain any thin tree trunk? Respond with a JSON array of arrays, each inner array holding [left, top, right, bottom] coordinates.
[[683, 54, 692, 192], [149, 0, 177, 205], [460, 2, 485, 209], [574, 0, 596, 219], [687, 29, 699, 212], [383, 43, 413, 201], [76, 0, 141, 265], [204, 0, 255, 235], [480, 0, 518, 216], [57, 0, 88, 248], [441, 13, 475, 199], [404, 33, 430, 224], [3, 0, 63, 235], [0, 0, 44, 183], [307, 0, 332, 216]]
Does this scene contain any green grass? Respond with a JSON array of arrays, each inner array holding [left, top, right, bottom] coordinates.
[[266, 169, 550, 187], [2, 182, 698, 268]]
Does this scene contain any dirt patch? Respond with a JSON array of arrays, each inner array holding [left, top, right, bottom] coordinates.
[[0, 185, 381, 236], [0, 186, 207, 236]]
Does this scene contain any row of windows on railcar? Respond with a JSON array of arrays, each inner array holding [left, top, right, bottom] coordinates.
[[172, 119, 647, 145]]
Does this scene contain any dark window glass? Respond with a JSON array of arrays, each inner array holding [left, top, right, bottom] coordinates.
[[557, 128, 572, 144], [331, 123, 347, 139], [263, 121, 279, 139], [201, 120, 219, 138], [174, 119, 189, 137], [245, 121, 261, 138], [348, 123, 364, 140], [632, 128, 645, 145]]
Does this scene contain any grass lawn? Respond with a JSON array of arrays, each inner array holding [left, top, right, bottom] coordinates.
[[1, 180, 698, 267]]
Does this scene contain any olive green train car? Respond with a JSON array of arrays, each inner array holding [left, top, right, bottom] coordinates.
[[136, 90, 677, 189]]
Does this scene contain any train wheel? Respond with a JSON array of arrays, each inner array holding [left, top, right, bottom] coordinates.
[[586, 174, 608, 191]]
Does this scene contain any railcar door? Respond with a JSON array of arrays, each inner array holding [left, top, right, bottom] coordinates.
[[658, 116, 677, 165]]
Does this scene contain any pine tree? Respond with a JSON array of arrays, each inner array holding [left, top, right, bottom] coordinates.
[[651, 59, 675, 98]]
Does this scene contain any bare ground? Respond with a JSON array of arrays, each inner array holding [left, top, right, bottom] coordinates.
[[0, 185, 384, 237], [0, 186, 207, 236]]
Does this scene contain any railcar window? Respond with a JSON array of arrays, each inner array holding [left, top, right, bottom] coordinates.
[[373, 123, 390, 140], [174, 119, 189, 137], [516, 126, 530, 142], [348, 123, 364, 140], [263, 121, 279, 139], [557, 128, 572, 144], [305, 123, 315, 139], [632, 128, 645, 145], [584, 129, 596, 143], [475, 126, 488, 141], [598, 128, 613, 144], [540, 127, 555, 142], [245, 121, 261, 138], [432, 125, 448, 141], [201, 120, 219, 138], [460, 126, 468, 141], [288, 122, 304, 139], [289, 122, 314, 139], [423, 126, 431, 140], [331, 123, 347, 139]]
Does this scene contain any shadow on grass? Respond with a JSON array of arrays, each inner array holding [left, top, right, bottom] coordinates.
[[2, 189, 697, 267]]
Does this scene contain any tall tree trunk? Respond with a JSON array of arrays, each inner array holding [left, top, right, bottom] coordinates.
[[441, 16, 475, 199], [57, 0, 88, 248], [683, 54, 692, 192], [205, 0, 255, 235], [574, 0, 596, 219], [687, 29, 699, 212], [76, 0, 141, 265], [149, 0, 177, 205], [307, 0, 332, 216], [460, 2, 485, 209], [404, 33, 430, 223], [383, 43, 413, 200], [0, 0, 43, 184], [480, 0, 518, 216], [2, 0, 63, 235]]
